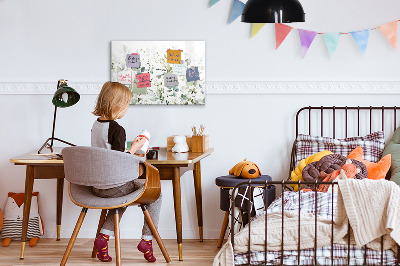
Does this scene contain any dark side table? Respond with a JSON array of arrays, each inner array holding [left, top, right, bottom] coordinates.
[[215, 175, 275, 248]]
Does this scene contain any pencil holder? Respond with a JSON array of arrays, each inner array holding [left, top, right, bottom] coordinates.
[[191, 135, 209, 153]]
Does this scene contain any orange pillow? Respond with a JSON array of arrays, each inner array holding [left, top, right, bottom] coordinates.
[[347, 146, 391, 180]]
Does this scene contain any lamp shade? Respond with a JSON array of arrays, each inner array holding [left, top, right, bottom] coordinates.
[[241, 0, 305, 23], [52, 84, 80, 108]]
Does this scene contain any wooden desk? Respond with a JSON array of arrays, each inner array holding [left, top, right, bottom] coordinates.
[[10, 147, 213, 261]]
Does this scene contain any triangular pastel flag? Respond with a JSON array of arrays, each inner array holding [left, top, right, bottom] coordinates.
[[275, 23, 293, 49], [323, 33, 341, 58], [378, 21, 398, 50], [209, 0, 220, 7], [251, 23, 266, 38], [351, 29, 370, 55], [298, 29, 317, 58], [229, 0, 245, 24]]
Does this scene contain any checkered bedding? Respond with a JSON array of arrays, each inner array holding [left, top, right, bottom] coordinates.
[[234, 191, 397, 265]]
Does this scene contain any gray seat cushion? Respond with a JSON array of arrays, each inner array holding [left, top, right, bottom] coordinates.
[[69, 180, 145, 208]]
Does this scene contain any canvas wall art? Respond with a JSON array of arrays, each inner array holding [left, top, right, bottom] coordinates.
[[111, 41, 205, 105]]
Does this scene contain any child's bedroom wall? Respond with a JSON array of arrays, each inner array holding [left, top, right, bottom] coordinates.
[[1, 0, 400, 239]]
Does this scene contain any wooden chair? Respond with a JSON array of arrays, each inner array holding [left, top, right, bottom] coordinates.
[[60, 146, 171, 265]]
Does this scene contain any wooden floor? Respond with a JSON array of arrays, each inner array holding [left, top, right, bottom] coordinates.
[[0, 239, 221, 265]]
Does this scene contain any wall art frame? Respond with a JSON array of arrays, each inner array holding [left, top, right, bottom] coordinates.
[[111, 41, 206, 105]]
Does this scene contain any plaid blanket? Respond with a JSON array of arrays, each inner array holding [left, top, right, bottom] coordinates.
[[234, 191, 397, 265]]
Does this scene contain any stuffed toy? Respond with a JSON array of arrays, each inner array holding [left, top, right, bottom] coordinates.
[[348, 146, 391, 180], [289, 150, 333, 191], [229, 159, 261, 179], [172, 135, 189, 153], [1, 192, 44, 247]]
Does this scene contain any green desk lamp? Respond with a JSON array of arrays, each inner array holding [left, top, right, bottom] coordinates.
[[38, 79, 80, 154]]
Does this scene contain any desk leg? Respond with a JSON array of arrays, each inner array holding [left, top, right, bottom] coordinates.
[[172, 167, 183, 261], [56, 178, 64, 241], [193, 161, 203, 242], [20, 165, 34, 259]]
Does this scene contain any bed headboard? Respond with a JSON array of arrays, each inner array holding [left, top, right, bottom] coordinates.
[[290, 106, 400, 179], [295, 106, 400, 138]]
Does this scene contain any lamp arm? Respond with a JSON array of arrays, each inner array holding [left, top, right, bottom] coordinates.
[[50, 105, 57, 148], [50, 79, 61, 148]]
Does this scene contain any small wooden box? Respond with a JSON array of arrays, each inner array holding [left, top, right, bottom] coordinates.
[[191, 135, 209, 153], [167, 135, 192, 151]]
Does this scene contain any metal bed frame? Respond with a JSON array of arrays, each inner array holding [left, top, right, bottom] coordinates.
[[230, 106, 400, 266]]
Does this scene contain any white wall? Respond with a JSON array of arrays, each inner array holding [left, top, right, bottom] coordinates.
[[1, 0, 400, 240]]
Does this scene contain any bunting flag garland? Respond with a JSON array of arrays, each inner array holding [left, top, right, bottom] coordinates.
[[229, 0, 245, 24], [378, 21, 398, 50], [209, 0, 220, 7], [211, 6, 400, 57], [251, 23, 266, 38], [323, 33, 341, 58], [275, 23, 293, 49], [298, 30, 317, 58], [351, 29, 370, 55]]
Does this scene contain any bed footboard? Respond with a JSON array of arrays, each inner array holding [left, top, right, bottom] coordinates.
[[230, 180, 400, 266]]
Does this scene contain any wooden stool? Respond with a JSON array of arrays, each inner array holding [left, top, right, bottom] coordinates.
[[215, 175, 275, 248]]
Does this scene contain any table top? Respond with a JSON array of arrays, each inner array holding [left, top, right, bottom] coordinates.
[[10, 147, 214, 166]]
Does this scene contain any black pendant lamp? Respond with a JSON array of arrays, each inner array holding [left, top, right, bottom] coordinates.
[[242, 0, 305, 23]]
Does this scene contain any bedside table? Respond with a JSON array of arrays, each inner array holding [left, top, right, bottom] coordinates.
[[215, 175, 275, 248]]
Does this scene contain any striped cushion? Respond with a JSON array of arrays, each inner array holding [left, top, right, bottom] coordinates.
[[295, 131, 385, 166], [1, 217, 40, 240]]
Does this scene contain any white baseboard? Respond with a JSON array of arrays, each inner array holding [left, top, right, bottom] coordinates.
[[1, 81, 400, 95]]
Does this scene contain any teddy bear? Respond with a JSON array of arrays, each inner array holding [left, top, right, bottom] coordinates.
[[172, 135, 189, 153], [1, 192, 44, 247], [229, 159, 261, 179]]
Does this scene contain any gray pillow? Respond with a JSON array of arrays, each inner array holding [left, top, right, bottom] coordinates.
[[382, 126, 400, 184]]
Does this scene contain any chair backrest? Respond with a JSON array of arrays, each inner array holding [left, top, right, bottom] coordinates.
[[62, 146, 145, 187]]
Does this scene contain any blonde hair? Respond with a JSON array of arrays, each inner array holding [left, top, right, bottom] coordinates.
[[93, 81, 133, 120]]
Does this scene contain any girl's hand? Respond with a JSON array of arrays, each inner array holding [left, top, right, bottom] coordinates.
[[129, 137, 147, 155]]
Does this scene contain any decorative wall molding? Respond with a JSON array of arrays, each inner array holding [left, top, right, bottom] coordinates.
[[206, 81, 400, 94], [1, 81, 400, 95]]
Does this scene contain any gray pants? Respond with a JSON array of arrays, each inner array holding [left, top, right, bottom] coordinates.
[[92, 180, 162, 240]]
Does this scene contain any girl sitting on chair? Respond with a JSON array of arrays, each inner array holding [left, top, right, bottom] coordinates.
[[91, 81, 162, 263]]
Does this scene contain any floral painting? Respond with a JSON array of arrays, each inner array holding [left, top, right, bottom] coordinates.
[[111, 41, 205, 105]]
